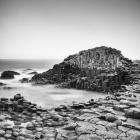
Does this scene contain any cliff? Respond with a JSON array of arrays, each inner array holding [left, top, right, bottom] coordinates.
[[31, 46, 133, 92]]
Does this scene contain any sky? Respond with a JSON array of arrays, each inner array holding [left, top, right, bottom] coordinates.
[[0, 0, 140, 60]]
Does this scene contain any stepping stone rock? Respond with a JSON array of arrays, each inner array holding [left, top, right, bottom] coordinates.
[[125, 108, 140, 119], [75, 125, 96, 135], [26, 123, 35, 130], [0, 130, 5, 136], [16, 136, 25, 140], [113, 105, 129, 111], [63, 122, 77, 130], [78, 134, 104, 140], [105, 113, 118, 122]]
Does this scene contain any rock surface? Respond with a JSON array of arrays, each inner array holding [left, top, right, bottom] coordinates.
[[1, 71, 20, 79], [0, 84, 140, 140], [0, 82, 6, 86], [28, 71, 38, 75], [31, 46, 133, 92], [20, 78, 29, 83]]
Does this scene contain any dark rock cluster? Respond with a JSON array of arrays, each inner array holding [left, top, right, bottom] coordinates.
[[0, 94, 41, 114], [31, 46, 133, 92], [0, 82, 6, 86], [20, 78, 29, 83], [0, 71, 20, 79]]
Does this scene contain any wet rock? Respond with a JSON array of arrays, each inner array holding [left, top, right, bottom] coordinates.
[[42, 127, 56, 139], [2, 120, 14, 129], [75, 125, 96, 135], [3, 86, 13, 90], [16, 136, 25, 140], [16, 105, 24, 113], [126, 129, 140, 137], [14, 94, 23, 101], [104, 131, 118, 139], [1, 92, 140, 140], [63, 122, 77, 130], [4, 133, 12, 139], [96, 120, 108, 126], [20, 78, 29, 83], [26, 123, 35, 130], [0, 130, 5, 136], [118, 126, 130, 132], [0, 98, 8, 102], [0, 82, 6, 86], [71, 103, 85, 109], [12, 131, 19, 137], [35, 127, 43, 132], [88, 99, 95, 105], [55, 105, 69, 112], [105, 113, 118, 122], [113, 104, 130, 111], [1, 70, 20, 79], [125, 107, 140, 119], [77, 134, 104, 140], [20, 130, 34, 139], [57, 129, 77, 140]]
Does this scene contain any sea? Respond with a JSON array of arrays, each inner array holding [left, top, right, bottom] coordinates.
[[0, 59, 106, 108]]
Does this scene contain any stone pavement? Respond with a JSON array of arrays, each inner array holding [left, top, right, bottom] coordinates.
[[0, 88, 140, 140]]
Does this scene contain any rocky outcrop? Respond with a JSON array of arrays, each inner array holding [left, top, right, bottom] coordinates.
[[0, 71, 20, 79], [0, 82, 6, 86], [20, 78, 29, 83], [31, 46, 133, 92]]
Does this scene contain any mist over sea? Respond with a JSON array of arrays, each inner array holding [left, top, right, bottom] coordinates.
[[0, 59, 60, 72], [0, 59, 105, 108]]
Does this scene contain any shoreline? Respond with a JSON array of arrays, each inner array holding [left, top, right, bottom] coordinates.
[[0, 83, 140, 140]]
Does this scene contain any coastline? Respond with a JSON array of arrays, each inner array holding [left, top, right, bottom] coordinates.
[[0, 48, 140, 139], [0, 83, 140, 140]]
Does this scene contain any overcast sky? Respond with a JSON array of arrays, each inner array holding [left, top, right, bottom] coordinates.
[[0, 0, 140, 60]]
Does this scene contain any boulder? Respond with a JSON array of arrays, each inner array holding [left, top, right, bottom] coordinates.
[[3, 86, 13, 90], [105, 113, 118, 122], [0, 82, 6, 86], [14, 94, 23, 101], [71, 103, 85, 109], [0, 130, 5, 136], [20, 78, 29, 83], [1, 71, 20, 79], [125, 107, 140, 119], [26, 122, 35, 130], [63, 122, 77, 130]]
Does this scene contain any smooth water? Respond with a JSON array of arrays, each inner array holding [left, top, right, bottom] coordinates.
[[0, 59, 106, 108]]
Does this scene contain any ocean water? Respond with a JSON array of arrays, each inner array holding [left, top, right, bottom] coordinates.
[[0, 59, 60, 72], [0, 59, 106, 108]]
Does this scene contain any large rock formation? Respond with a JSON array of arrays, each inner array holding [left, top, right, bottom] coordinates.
[[31, 46, 133, 92], [1, 71, 20, 79]]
